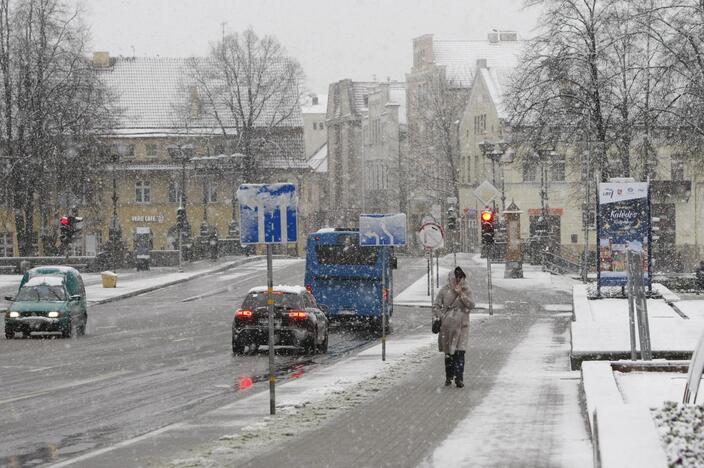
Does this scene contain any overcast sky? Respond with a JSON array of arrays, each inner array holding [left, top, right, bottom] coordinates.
[[82, 0, 540, 94]]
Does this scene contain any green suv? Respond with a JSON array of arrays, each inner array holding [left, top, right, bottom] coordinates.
[[4, 266, 88, 339]]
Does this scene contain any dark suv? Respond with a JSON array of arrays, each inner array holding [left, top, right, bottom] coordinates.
[[232, 286, 329, 355]]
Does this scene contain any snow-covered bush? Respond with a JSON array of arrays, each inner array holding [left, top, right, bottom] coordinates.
[[652, 401, 704, 468]]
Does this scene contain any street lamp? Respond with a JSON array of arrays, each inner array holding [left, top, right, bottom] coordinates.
[[108, 142, 130, 270], [478, 140, 512, 211], [168, 144, 195, 270]]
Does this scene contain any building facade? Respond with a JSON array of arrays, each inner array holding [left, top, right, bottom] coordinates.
[[460, 60, 704, 271]]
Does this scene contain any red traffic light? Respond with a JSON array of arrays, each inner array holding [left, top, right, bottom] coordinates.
[[480, 210, 494, 223], [60, 216, 69, 226]]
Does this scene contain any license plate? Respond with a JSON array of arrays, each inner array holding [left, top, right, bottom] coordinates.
[[258, 318, 281, 327], [338, 309, 356, 316]]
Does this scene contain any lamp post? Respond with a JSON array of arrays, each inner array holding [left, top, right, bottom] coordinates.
[[108, 143, 129, 270], [168, 144, 194, 268], [478, 140, 511, 211]]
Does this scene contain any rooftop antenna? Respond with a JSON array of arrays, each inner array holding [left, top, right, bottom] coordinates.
[[131, 45, 135, 58]]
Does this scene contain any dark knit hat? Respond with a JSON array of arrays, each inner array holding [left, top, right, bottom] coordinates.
[[454, 266, 466, 279]]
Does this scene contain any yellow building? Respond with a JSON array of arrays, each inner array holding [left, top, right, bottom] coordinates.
[[47, 52, 312, 259]]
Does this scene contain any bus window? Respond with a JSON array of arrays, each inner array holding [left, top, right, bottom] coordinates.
[[315, 245, 377, 266]]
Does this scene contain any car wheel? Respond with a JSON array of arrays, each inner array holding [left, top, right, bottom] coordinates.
[[232, 338, 245, 355], [61, 322, 72, 339], [5, 327, 14, 339], [319, 332, 328, 353], [304, 331, 317, 355]]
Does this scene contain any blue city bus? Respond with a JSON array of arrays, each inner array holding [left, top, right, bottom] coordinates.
[[304, 228, 394, 329]]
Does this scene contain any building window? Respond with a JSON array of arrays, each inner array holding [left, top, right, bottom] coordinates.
[[551, 154, 566, 182], [112, 143, 135, 159], [313, 122, 317, 130], [135, 180, 151, 204], [0, 232, 14, 256], [474, 114, 486, 134], [671, 157, 685, 181], [206, 179, 217, 203], [145, 143, 158, 158], [320, 122, 324, 130], [168, 179, 181, 203], [523, 161, 537, 182]]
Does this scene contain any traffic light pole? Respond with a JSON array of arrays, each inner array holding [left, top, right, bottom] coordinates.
[[487, 249, 494, 316], [178, 228, 183, 273]]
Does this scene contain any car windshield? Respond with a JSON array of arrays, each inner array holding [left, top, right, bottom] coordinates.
[[242, 292, 302, 309], [16, 284, 68, 302]]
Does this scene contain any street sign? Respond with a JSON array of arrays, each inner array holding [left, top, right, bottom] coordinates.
[[473, 180, 500, 205], [417, 222, 444, 250], [431, 204, 441, 221], [237, 183, 298, 245], [359, 213, 407, 246]]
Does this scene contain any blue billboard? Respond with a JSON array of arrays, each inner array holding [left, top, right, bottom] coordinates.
[[597, 182, 651, 287]]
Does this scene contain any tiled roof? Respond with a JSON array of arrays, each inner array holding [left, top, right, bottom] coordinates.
[[308, 143, 327, 173], [351, 82, 378, 115], [480, 67, 515, 119], [98, 56, 303, 131], [433, 40, 524, 87]]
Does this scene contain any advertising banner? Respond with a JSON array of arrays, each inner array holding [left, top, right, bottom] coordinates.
[[597, 182, 650, 287]]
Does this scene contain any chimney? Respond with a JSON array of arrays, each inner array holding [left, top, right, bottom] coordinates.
[[93, 51, 111, 68], [499, 31, 518, 41], [190, 86, 202, 119], [476, 59, 487, 69], [488, 31, 499, 43], [312, 95, 319, 106]]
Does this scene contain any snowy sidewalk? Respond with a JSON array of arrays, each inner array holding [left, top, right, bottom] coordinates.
[[570, 283, 704, 366], [85, 257, 261, 304]]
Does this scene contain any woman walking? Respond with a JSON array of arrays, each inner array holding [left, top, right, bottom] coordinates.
[[433, 266, 475, 388]]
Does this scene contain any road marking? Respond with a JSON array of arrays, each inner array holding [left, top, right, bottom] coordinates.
[[0, 370, 131, 406]]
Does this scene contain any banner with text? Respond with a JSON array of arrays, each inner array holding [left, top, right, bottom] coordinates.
[[597, 182, 651, 287]]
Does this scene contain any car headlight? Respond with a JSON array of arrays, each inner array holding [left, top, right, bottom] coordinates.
[[8, 311, 19, 318], [48, 311, 61, 318]]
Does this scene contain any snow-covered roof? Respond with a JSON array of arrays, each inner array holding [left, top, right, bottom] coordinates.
[[97, 56, 304, 131], [301, 94, 328, 114], [479, 67, 515, 119], [29, 266, 80, 275], [24, 276, 65, 287], [315, 227, 336, 233], [247, 285, 308, 295], [432, 39, 523, 87], [308, 144, 328, 173]]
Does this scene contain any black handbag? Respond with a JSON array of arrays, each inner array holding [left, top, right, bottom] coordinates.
[[432, 318, 441, 334]]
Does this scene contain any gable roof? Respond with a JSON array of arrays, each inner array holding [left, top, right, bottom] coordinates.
[[479, 66, 515, 119], [97, 56, 303, 133], [432, 39, 523, 87]]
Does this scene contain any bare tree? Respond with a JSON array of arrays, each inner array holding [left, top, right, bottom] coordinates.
[[184, 28, 305, 182], [0, 0, 112, 255], [407, 75, 465, 203]]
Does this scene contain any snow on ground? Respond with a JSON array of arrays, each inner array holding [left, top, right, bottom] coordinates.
[[616, 371, 689, 406], [165, 334, 441, 467], [394, 267, 450, 307], [421, 319, 592, 468]]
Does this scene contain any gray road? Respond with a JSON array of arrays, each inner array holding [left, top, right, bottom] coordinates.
[[0, 256, 428, 467]]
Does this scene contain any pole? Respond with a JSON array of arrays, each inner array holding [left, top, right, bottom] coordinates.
[[487, 249, 494, 316], [626, 251, 637, 360], [436, 253, 439, 288], [267, 244, 276, 414], [427, 250, 431, 296], [430, 249, 435, 304], [178, 227, 183, 273], [381, 247, 386, 362]]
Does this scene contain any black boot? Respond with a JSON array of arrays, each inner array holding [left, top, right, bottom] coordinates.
[[454, 351, 465, 388], [444, 354, 453, 386]]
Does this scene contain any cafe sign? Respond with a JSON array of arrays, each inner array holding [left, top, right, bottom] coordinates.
[[131, 214, 165, 223]]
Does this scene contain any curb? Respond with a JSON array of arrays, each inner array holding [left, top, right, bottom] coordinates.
[[89, 256, 264, 306]]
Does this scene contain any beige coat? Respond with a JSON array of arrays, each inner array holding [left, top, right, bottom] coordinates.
[[433, 271, 475, 354]]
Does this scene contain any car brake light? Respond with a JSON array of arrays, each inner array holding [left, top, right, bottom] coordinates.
[[236, 309, 253, 318], [288, 310, 308, 319]]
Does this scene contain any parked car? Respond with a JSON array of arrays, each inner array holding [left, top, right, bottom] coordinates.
[[4, 266, 88, 339], [232, 286, 329, 355]]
